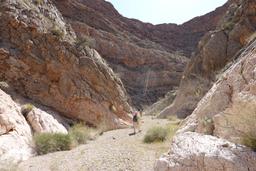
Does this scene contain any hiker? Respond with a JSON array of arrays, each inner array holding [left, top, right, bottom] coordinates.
[[132, 110, 141, 134]]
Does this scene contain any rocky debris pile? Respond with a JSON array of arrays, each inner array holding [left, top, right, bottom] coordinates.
[[158, 0, 256, 118]]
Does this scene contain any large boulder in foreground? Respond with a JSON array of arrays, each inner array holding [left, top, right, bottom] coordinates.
[[0, 0, 132, 129], [155, 132, 256, 171]]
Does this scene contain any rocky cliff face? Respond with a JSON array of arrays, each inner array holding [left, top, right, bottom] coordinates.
[[155, 38, 256, 171], [53, 0, 228, 108], [0, 0, 132, 129], [155, 1, 256, 170], [158, 0, 256, 118]]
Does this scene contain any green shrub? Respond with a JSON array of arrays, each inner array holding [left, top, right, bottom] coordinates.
[[69, 123, 91, 145], [167, 115, 181, 125], [201, 116, 214, 135], [34, 0, 43, 5], [34, 133, 72, 155], [51, 26, 64, 38], [242, 135, 256, 151], [21, 103, 34, 117], [75, 36, 96, 48], [144, 126, 169, 143]]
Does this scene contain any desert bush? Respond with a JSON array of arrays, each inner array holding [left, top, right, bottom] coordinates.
[[201, 116, 214, 135], [51, 25, 64, 38], [69, 123, 91, 145], [21, 103, 34, 117], [144, 126, 169, 143], [34, 0, 43, 5], [242, 135, 256, 151], [75, 36, 96, 48], [34, 133, 72, 155], [167, 115, 182, 126]]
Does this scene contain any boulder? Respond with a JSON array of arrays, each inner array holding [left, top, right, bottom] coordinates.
[[155, 132, 256, 171], [0, 89, 34, 167], [26, 108, 68, 134]]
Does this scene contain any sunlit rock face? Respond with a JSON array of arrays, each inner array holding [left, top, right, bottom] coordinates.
[[155, 132, 256, 171], [53, 0, 228, 108], [155, 1, 256, 170], [0, 89, 34, 167], [175, 39, 256, 144], [0, 86, 73, 168], [158, 0, 256, 118]]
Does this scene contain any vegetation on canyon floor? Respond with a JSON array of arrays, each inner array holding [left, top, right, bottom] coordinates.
[[34, 123, 93, 155]]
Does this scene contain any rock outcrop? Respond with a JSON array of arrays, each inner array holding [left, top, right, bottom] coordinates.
[[0, 0, 132, 129], [26, 108, 68, 134], [53, 0, 228, 108], [155, 132, 256, 171], [0, 89, 34, 167], [155, 2, 256, 169], [0, 86, 71, 168], [158, 0, 256, 118], [177, 39, 256, 143]]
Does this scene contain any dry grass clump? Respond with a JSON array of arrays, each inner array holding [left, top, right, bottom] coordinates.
[[34, 123, 93, 155], [34, 133, 72, 155], [242, 134, 256, 152], [143, 124, 178, 143], [21, 103, 34, 117], [69, 123, 92, 145]]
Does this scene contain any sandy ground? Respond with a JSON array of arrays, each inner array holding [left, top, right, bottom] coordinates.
[[17, 116, 172, 171]]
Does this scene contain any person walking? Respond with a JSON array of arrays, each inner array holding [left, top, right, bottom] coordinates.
[[132, 110, 141, 134]]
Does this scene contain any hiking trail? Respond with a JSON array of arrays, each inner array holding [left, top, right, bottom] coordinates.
[[17, 116, 172, 171]]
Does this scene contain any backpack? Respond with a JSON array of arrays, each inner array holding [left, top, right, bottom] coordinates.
[[133, 113, 138, 122]]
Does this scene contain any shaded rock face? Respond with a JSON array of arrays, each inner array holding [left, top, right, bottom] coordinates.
[[155, 132, 256, 171], [159, 0, 256, 118], [53, 0, 227, 108], [0, 0, 132, 129]]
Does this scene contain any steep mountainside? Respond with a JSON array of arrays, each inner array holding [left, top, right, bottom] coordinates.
[[158, 0, 256, 118], [0, 0, 132, 129], [155, 0, 256, 170], [53, 0, 228, 108], [156, 38, 256, 171]]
